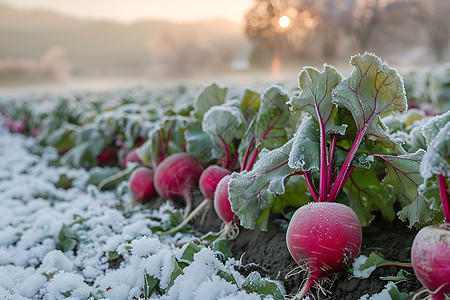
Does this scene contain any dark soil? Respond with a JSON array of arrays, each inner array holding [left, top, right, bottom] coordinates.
[[190, 195, 423, 299]]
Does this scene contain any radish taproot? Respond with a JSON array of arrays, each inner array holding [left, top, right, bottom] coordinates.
[[128, 166, 156, 204], [158, 165, 231, 235], [153, 153, 204, 218], [286, 202, 362, 299]]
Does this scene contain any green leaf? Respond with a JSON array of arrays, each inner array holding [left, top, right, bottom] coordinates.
[[202, 102, 245, 162], [184, 121, 214, 164], [180, 242, 202, 263], [61, 139, 109, 168], [288, 115, 320, 171], [238, 87, 291, 169], [378, 150, 425, 206], [217, 270, 238, 286], [143, 274, 159, 298], [58, 224, 80, 252], [270, 175, 310, 214], [380, 269, 412, 281], [387, 283, 410, 300], [138, 116, 189, 165], [212, 239, 233, 262], [420, 111, 450, 179], [85, 167, 123, 189], [344, 169, 394, 226], [241, 272, 284, 300], [229, 140, 298, 230], [108, 251, 120, 261], [397, 191, 437, 228], [166, 257, 183, 291], [332, 52, 407, 146], [354, 252, 412, 278], [193, 83, 228, 120], [253, 86, 291, 150], [239, 89, 261, 124], [289, 64, 345, 137], [44, 124, 77, 151]]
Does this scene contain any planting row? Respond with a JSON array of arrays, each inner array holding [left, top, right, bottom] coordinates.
[[1, 52, 449, 299]]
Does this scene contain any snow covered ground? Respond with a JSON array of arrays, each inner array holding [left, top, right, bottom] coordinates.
[[0, 125, 280, 299]]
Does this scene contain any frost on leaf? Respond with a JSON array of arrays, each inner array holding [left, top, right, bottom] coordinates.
[[228, 140, 298, 230], [332, 52, 407, 142], [374, 149, 438, 227], [288, 115, 320, 171], [238, 86, 290, 161], [184, 121, 214, 164], [420, 111, 450, 179], [202, 104, 245, 160], [378, 150, 425, 207], [137, 115, 189, 165], [239, 89, 261, 124], [193, 83, 228, 120], [289, 64, 346, 136]]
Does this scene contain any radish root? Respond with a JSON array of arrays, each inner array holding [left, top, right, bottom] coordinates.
[[157, 198, 210, 235], [217, 222, 239, 240], [411, 286, 450, 300], [98, 167, 131, 191]]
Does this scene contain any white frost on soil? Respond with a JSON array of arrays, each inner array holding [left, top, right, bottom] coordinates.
[[0, 126, 270, 299]]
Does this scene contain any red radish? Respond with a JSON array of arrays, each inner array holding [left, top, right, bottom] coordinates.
[[30, 126, 42, 137], [153, 153, 204, 218], [213, 174, 240, 240], [411, 224, 450, 299], [10, 120, 25, 134], [122, 149, 142, 167], [214, 175, 236, 224], [286, 202, 362, 299], [158, 165, 231, 235], [128, 166, 156, 204], [97, 146, 118, 164], [199, 165, 232, 201]]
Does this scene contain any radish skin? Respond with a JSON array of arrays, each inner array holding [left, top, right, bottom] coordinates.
[[158, 165, 231, 235], [122, 149, 142, 167], [411, 223, 450, 299], [97, 146, 118, 164], [286, 202, 362, 299], [153, 153, 204, 218], [214, 175, 236, 224], [128, 166, 156, 204], [199, 165, 232, 201]]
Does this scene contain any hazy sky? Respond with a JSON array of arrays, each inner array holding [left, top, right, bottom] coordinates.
[[0, 0, 255, 24]]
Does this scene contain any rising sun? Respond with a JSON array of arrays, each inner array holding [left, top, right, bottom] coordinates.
[[279, 15, 291, 28]]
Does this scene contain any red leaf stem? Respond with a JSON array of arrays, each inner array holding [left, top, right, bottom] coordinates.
[[438, 174, 450, 222]]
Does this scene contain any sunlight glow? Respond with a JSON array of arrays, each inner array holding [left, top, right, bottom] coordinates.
[[279, 15, 291, 28]]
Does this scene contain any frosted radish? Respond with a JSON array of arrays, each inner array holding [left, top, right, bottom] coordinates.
[[128, 166, 156, 204], [214, 175, 240, 240], [153, 153, 204, 218], [158, 165, 231, 235], [286, 202, 362, 299], [411, 224, 450, 300]]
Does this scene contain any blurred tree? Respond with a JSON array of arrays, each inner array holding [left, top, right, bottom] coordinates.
[[244, 0, 390, 65], [336, 0, 386, 52], [397, 0, 450, 61]]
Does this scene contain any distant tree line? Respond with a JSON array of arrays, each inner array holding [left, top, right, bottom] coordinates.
[[245, 0, 450, 66]]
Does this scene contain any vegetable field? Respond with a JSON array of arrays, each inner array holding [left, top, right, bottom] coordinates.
[[0, 53, 449, 300]]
